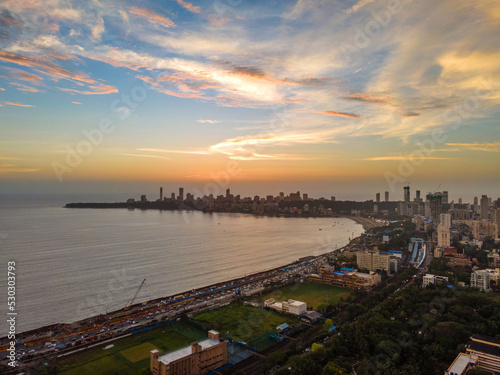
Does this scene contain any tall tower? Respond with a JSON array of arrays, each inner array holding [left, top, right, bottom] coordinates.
[[442, 191, 449, 205], [481, 195, 489, 220], [385, 191, 389, 202], [376, 193, 380, 203], [415, 190, 421, 203], [179, 187, 184, 202], [160, 187, 163, 201], [404, 186, 410, 203], [226, 188, 230, 199]]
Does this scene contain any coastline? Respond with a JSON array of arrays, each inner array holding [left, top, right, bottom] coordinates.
[[4, 220, 361, 340], [2, 214, 365, 342], [341, 216, 380, 231]]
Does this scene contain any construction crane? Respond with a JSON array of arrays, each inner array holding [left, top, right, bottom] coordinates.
[[124, 278, 146, 311]]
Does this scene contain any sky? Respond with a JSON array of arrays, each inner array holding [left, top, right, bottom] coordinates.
[[0, 0, 499, 201]]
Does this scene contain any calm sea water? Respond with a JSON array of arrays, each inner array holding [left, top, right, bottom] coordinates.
[[0, 196, 362, 333]]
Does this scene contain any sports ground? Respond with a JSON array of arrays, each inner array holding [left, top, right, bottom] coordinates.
[[58, 322, 206, 375], [258, 281, 351, 309]]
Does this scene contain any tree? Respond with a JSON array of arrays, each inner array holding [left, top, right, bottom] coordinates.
[[323, 318, 334, 333], [322, 362, 348, 375], [139, 369, 150, 375], [317, 302, 329, 313], [311, 343, 326, 360]]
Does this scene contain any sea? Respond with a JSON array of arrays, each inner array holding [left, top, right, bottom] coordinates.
[[0, 194, 363, 334]]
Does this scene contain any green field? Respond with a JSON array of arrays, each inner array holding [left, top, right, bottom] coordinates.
[[58, 322, 206, 375], [120, 342, 160, 363], [258, 282, 350, 309], [193, 303, 300, 342]]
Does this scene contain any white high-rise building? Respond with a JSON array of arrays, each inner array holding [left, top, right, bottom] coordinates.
[[471, 270, 491, 292], [440, 213, 451, 228]]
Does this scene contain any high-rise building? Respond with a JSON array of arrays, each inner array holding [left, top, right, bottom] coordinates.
[[442, 191, 449, 205], [471, 270, 491, 292], [160, 187, 163, 201], [179, 187, 184, 202], [404, 186, 410, 203], [415, 190, 421, 203], [226, 188, 230, 199], [385, 191, 389, 202], [171, 192, 175, 200], [440, 213, 451, 228], [303, 193, 308, 200], [437, 225, 450, 247], [459, 198, 463, 204], [376, 193, 380, 202], [141, 195, 147, 202], [426, 193, 442, 220], [481, 195, 489, 220], [398, 201, 408, 216], [331, 196, 336, 201], [356, 250, 390, 274], [474, 196, 478, 205]]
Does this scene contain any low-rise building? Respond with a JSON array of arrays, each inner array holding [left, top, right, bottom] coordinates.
[[466, 335, 500, 374], [150, 330, 227, 375], [444, 353, 477, 375], [422, 274, 449, 288], [445, 254, 470, 268], [308, 266, 381, 289], [265, 299, 307, 316]]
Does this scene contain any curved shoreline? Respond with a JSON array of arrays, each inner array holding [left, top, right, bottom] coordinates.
[[341, 216, 380, 231], [3, 217, 362, 340]]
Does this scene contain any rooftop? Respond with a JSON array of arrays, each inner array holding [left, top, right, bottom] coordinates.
[[446, 353, 476, 375], [471, 334, 500, 347], [467, 340, 500, 357], [158, 338, 221, 365]]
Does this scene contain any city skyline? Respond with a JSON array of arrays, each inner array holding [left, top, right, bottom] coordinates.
[[1, 0, 499, 197]]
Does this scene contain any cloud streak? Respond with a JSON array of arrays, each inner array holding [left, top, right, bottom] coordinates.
[[314, 110, 362, 119], [129, 7, 176, 28], [175, 0, 201, 14], [5, 102, 35, 107]]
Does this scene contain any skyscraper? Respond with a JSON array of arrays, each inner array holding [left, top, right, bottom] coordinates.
[[179, 187, 184, 202], [376, 193, 380, 203], [404, 186, 410, 203], [160, 187, 163, 201], [415, 190, 421, 203], [385, 191, 389, 202], [481, 195, 489, 220], [442, 191, 449, 205]]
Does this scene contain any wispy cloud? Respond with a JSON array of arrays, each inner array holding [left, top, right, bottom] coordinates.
[[445, 142, 500, 152], [197, 119, 220, 124], [119, 153, 171, 160], [5, 102, 35, 107], [0, 51, 118, 95], [175, 0, 201, 14], [10, 82, 40, 92], [71, 101, 82, 104], [363, 156, 456, 161], [129, 7, 176, 28], [314, 110, 362, 119], [137, 148, 211, 155], [344, 0, 375, 14]]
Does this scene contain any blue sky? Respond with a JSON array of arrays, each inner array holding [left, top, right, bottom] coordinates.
[[0, 0, 499, 201]]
